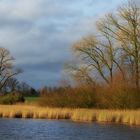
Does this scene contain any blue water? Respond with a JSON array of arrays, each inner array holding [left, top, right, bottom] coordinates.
[[0, 119, 139, 140]]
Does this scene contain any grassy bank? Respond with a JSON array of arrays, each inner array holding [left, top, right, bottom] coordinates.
[[0, 105, 139, 126]]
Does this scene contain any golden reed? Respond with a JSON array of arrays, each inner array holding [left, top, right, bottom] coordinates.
[[0, 105, 139, 126]]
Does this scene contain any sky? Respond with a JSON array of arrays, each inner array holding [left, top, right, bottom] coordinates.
[[0, 0, 124, 88]]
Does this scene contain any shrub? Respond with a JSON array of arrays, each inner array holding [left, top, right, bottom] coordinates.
[[96, 86, 140, 109], [38, 86, 97, 108], [0, 92, 25, 105], [38, 84, 140, 109]]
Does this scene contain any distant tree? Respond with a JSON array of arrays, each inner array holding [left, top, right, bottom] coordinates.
[[40, 86, 48, 96], [0, 48, 21, 91], [30, 88, 38, 96], [17, 82, 29, 95], [4, 78, 19, 92]]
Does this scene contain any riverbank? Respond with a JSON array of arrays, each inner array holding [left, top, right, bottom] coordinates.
[[0, 105, 139, 126]]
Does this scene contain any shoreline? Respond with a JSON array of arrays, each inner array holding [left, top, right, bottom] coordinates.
[[0, 105, 139, 126]]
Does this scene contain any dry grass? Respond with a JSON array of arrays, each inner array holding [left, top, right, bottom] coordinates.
[[0, 105, 139, 126]]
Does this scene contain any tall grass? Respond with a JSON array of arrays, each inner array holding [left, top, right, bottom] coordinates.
[[0, 105, 139, 126]]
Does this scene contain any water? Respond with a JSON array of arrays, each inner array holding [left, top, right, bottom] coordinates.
[[0, 119, 139, 140]]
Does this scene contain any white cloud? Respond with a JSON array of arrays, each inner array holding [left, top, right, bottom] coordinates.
[[0, 0, 43, 20]]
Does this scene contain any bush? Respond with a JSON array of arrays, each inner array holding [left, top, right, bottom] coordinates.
[[38, 86, 97, 108], [96, 86, 140, 109], [38, 85, 140, 109], [0, 92, 25, 105]]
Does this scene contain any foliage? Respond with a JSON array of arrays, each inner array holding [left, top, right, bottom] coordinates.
[[0, 92, 25, 105], [96, 86, 140, 109], [38, 86, 96, 108], [38, 82, 140, 109]]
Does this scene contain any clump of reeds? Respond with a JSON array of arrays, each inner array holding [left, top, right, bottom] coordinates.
[[0, 105, 139, 126]]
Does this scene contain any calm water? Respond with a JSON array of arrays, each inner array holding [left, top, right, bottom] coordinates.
[[0, 119, 140, 140]]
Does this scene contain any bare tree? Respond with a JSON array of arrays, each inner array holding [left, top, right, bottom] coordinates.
[[65, 62, 95, 85], [0, 47, 21, 91], [5, 78, 19, 92], [70, 0, 139, 89], [97, 0, 140, 89], [17, 82, 31, 94], [73, 35, 123, 86]]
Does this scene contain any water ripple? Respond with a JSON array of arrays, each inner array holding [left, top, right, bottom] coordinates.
[[0, 119, 139, 140]]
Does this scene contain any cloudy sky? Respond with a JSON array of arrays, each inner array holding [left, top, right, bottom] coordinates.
[[0, 0, 124, 88]]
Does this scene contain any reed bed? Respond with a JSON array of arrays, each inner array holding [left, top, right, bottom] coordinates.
[[0, 105, 139, 126]]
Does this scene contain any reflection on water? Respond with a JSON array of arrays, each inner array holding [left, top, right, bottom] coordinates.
[[0, 119, 139, 140]]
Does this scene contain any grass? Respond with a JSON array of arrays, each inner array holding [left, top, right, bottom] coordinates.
[[25, 97, 38, 104], [0, 105, 139, 126]]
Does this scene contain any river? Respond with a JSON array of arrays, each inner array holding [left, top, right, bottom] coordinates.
[[0, 119, 139, 140]]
